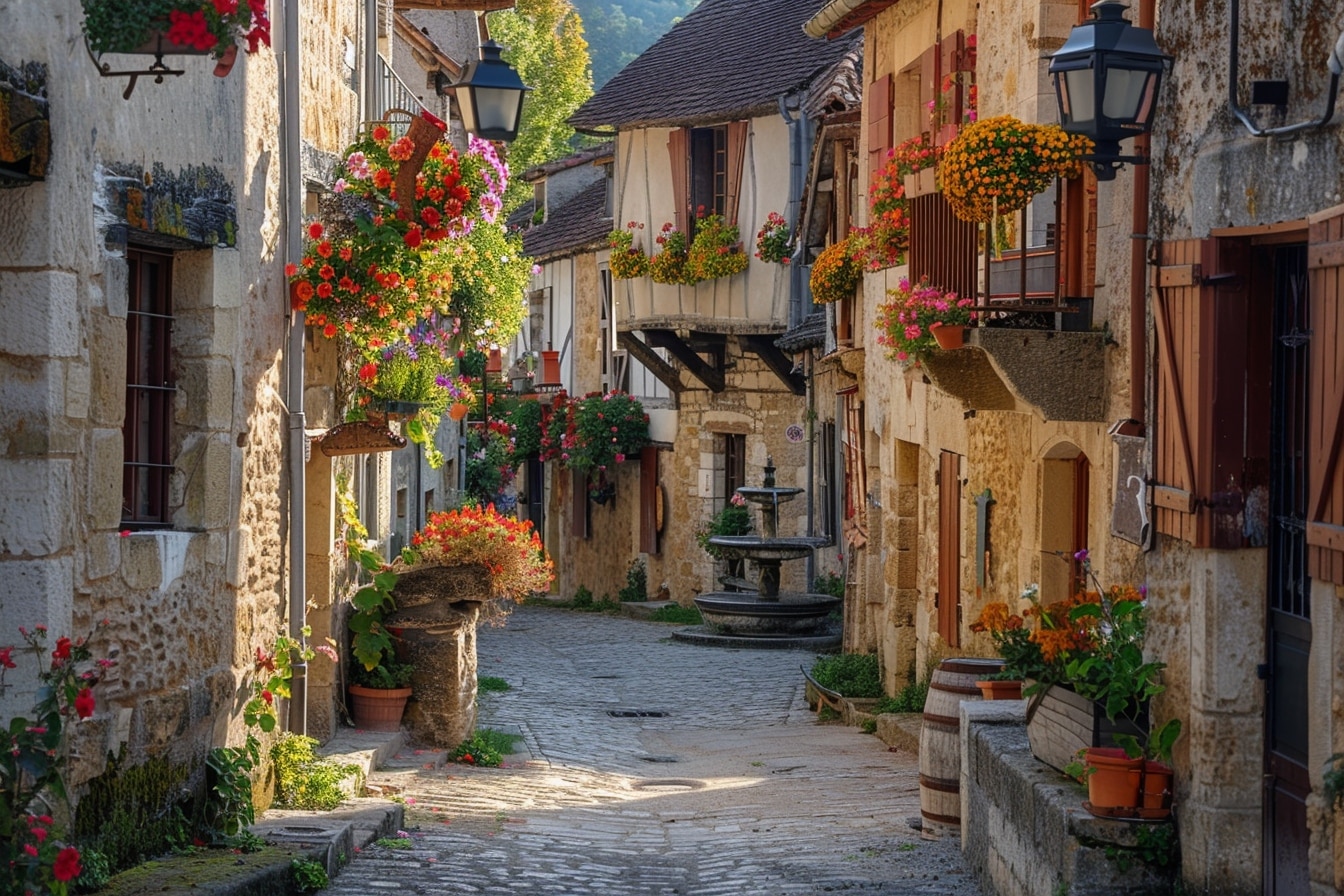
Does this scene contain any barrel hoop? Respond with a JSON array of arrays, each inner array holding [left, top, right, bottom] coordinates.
[[918, 774, 960, 793], [920, 809, 962, 825], [937, 658, 1006, 675], [921, 712, 961, 729], [929, 682, 984, 696]]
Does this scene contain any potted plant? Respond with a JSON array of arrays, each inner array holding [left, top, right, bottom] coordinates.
[[684, 210, 748, 281], [695, 493, 753, 581], [649, 222, 692, 285], [609, 222, 650, 280], [80, 0, 271, 65], [808, 237, 861, 305], [874, 278, 976, 362], [345, 545, 412, 731], [938, 114, 1091, 223], [464, 422, 517, 508], [541, 390, 650, 479], [754, 212, 792, 264], [848, 133, 936, 271]]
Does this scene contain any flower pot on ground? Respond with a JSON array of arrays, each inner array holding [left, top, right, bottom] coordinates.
[[347, 683, 412, 732], [975, 678, 1022, 700], [1140, 760, 1174, 818], [1082, 747, 1144, 814]]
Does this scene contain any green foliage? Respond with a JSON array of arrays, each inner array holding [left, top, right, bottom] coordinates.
[[271, 734, 362, 812], [860, 718, 877, 734], [683, 212, 748, 281], [619, 559, 648, 602], [542, 390, 650, 475], [1115, 718, 1183, 763], [72, 848, 111, 894], [477, 675, 511, 694], [291, 857, 330, 893], [204, 736, 260, 839], [350, 661, 414, 689], [347, 545, 401, 677], [811, 569, 846, 598], [439, 221, 533, 344], [501, 397, 544, 458], [572, 0, 698, 88], [873, 677, 929, 714], [374, 837, 413, 849], [465, 423, 517, 506], [1099, 823, 1180, 872], [695, 501, 752, 558], [73, 751, 197, 878], [452, 729, 524, 767], [1326, 753, 1344, 810], [810, 654, 884, 699], [487, 0, 595, 211], [648, 604, 703, 624]]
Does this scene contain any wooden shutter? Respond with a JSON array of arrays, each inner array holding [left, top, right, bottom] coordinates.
[[1307, 204, 1344, 582], [570, 468, 589, 539], [724, 121, 747, 227], [1058, 173, 1096, 299], [866, 73, 891, 184], [668, 127, 689, 233], [1152, 237, 1259, 548], [640, 446, 659, 555], [937, 450, 961, 648]]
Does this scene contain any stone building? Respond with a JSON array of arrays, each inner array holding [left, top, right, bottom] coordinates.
[[805, 0, 1344, 891], [564, 0, 863, 606], [0, 0, 507, 851]]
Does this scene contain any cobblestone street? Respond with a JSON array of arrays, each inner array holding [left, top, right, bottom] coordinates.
[[326, 606, 987, 895]]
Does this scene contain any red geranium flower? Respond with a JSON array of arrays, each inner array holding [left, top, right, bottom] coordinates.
[[75, 688, 95, 719], [53, 847, 82, 882]]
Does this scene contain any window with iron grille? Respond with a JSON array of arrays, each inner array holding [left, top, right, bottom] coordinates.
[[122, 248, 176, 528]]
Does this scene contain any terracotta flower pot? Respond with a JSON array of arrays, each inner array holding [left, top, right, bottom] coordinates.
[[449, 402, 470, 422], [1084, 747, 1144, 813], [348, 685, 412, 732], [1139, 760, 1175, 819], [539, 350, 561, 386], [976, 679, 1023, 700], [931, 323, 966, 350]]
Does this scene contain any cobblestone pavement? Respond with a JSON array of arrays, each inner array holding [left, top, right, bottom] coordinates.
[[328, 606, 988, 895]]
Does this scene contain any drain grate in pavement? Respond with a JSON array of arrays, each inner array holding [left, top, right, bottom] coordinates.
[[591, 674, 622, 679], [639, 755, 679, 763], [606, 710, 668, 718], [631, 778, 705, 792]]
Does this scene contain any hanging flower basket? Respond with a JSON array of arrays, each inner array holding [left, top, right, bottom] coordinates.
[[809, 238, 861, 304], [80, 0, 271, 60], [938, 115, 1092, 223]]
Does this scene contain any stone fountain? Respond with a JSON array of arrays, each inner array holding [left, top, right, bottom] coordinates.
[[673, 459, 841, 649]]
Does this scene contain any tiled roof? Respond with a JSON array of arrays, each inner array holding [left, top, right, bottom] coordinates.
[[776, 311, 827, 352], [517, 181, 612, 261], [569, 0, 864, 131], [517, 142, 613, 183]]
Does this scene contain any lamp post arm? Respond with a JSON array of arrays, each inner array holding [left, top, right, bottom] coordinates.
[[1229, 0, 1343, 137]]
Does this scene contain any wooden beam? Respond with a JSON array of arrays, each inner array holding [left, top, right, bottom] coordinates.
[[616, 332, 683, 394], [741, 334, 805, 395], [643, 329, 726, 392]]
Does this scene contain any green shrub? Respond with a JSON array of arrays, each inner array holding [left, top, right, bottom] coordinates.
[[873, 676, 929, 714], [811, 570, 846, 598], [648, 604, 703, 624], [271, 734, 362, 811], [477, 676, 511, 694], [291, 857, 329, 893], [452, 729, 523, 767], [619, 559, 648, 602], [810, 653, 883, 699]]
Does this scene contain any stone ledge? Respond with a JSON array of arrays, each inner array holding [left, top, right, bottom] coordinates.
[[961, 703, 1177, 896]]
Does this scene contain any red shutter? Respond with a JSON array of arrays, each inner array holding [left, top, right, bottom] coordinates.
[[1152, 237, 1260, 548], [1307, 205, 1344, 582], [640, 446, 659, 555], [668, 127, 689, 233], [866, 73, 891, 184], [937, 450, 961, 648], [724, 121, 747, 227]]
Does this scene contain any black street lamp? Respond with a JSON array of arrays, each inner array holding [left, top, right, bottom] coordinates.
[[450, 41, 532, 143], [1049, 0, 1170, 180]]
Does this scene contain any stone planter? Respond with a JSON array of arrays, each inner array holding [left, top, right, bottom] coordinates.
[[385, 564, 489, 749], [1025, 683, 1146, 774]]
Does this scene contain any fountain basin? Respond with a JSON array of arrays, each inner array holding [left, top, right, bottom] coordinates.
[[735, 486, 803, 505], [706, 535, 826, 562], [693, 590, 841, 636]]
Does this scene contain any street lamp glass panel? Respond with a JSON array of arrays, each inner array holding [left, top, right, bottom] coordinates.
[[1101, 66, 1155, 123], [1064, 68, 1096, 126], [472, 86, 527, 140]]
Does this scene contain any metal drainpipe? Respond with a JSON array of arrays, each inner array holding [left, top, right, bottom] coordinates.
[[282, 0, 308, 736], [1127, 0, 1155, 436]]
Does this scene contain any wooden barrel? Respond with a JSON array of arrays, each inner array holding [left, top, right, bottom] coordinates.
[[918, 657, 1004, 838]]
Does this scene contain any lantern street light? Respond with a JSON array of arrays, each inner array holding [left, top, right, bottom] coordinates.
[[1049, 0, 1170, 180], [450, 41, 532, 143]]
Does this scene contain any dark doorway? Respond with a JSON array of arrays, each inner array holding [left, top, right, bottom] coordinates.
[[1264, 242, 1311, 896]]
